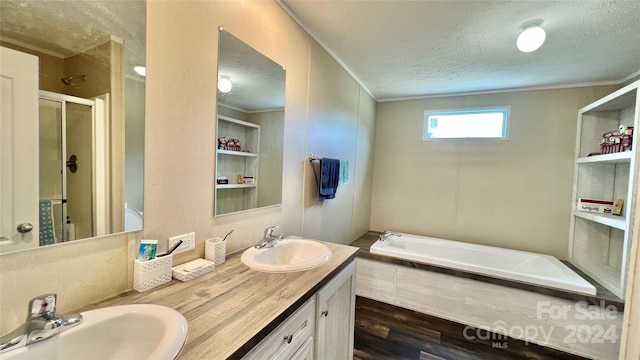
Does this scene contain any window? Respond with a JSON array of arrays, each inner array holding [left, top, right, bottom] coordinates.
[[423, 107, 509, 140]]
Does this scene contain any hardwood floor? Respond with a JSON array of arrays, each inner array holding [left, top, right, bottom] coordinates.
[[353, 296, 589, 360]]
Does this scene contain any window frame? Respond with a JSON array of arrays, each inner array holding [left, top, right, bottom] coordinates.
[[422, 106, 511, 141]]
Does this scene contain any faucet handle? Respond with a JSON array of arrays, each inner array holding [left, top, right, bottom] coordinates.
[[28, 294, 57, 320]]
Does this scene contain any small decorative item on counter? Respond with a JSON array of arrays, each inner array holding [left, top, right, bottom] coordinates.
[[205, 237, 227, 265], [237, 174, 244, 184], [172, 258, 215, 281], [216, 176, 229, 184], [243, 176, 256, 184], [137, 239, 158, 261], [134, 255, 172, 292], [576, 198, 614, 214], [612, 199, 625, 216]]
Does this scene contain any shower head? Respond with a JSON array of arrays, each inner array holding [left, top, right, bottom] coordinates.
[[61, 74, 86, 85]]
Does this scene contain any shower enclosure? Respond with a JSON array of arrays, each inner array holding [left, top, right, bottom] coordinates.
[[38, 91, 107, 245]]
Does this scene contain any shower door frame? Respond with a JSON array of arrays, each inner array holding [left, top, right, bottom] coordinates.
[[38, 90, 108, 242]]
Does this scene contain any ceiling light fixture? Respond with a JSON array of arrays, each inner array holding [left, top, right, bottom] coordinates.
[[517, 21, 546, 53], [133, 65, 146, 77], [218, 77, 232, 93]]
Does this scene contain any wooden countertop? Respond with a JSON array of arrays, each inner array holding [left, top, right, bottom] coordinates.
[[83, 241, 358, 359]]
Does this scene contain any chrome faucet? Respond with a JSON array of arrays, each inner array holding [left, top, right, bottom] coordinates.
[[379, 231, 402, 242], [0, 294, 83, 354], [254, 226, 285, 249]]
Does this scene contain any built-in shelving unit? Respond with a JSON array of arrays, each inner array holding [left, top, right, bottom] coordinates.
[[215, 115, 260, 215], [568, 80, 639, 299]]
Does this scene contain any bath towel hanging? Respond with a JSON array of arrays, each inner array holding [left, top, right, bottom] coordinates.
[[309, 156, 340, 201], [339, 159, 349, 185]]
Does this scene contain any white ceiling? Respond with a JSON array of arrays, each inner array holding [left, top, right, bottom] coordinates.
[[280, 0, 640, 100]]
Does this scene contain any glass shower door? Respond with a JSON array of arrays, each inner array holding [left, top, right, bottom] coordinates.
[[38, 95, 94, 244], [38, 98, 64, 245]]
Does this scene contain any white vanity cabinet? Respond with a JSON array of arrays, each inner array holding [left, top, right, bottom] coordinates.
[[315, 261, 356, 360], [242, 261, 356, 360], [569, 80, 639, 298], [242, 297, 316, 360], [215, 115, 260, 215]]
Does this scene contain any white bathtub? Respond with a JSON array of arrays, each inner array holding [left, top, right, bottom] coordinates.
[[370, 232, 597, 296]]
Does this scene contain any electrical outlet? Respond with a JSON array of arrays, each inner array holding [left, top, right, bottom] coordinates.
[[168, 232, 196, 255]]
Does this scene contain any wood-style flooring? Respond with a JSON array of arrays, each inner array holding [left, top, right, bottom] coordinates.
[[353, 296, 589, 360]]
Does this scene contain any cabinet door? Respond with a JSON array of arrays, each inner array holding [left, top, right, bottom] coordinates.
[[315, 261, 356, 360]]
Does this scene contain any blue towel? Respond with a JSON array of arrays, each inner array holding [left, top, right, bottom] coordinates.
[[339, 160, 349, 185], [318, 158, 340, 201], [39, 200, 55, 246]]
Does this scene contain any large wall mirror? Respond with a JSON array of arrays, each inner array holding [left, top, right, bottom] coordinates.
[[0, 1, 146, 254], [215, 29, 285, 216]]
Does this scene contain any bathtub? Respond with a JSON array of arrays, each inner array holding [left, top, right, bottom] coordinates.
[[370, 232, 597, 296]]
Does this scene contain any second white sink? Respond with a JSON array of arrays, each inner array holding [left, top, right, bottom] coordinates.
[[241, 238, 332, 272], [0, 304, 188, 360]]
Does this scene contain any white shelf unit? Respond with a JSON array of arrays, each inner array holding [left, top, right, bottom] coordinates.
[[215, 115, 260, 215], [568, 80, 639, 299]]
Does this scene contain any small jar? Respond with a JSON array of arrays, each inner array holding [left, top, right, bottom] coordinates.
[[237, 174, 243, 184]]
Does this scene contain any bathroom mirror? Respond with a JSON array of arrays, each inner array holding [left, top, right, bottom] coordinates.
[[0, 0, 146, 253], [215, 30, 285, 216]]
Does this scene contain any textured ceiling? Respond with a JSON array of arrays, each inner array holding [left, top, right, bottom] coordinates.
[[281, 0, 640, 100], [0, 0, 145, 79]]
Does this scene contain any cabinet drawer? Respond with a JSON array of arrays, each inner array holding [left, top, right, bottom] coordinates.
[[290, 337, 314, 360], [243, 297, 316, 360]]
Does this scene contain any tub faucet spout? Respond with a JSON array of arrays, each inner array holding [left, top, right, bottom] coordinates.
[[379, 231, 401, 242]]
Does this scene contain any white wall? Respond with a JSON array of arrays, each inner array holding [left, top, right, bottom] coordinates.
[[370, 86, 617, 259]]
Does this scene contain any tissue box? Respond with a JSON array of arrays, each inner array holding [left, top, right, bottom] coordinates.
[[576, 198, 614, 214], [133, 256, 172, 292], [172, 258, 215, 281]]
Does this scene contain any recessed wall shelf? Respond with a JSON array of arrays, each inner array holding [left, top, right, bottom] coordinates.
[[571, 211, 626, 230], [568, 80, 639, 299], [217, 149, 259, 157], [215, 115, 260, 215], [216, 184, 257, 189], [576, 151, 632, 164]]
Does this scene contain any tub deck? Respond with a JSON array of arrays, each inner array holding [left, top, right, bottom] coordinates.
[[352, 232, 623, 360], [351, 232, 623, 309]]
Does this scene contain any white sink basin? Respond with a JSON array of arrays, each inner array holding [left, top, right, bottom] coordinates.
[[241, 238, 332, 272], [0, 304, 188, 360]]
